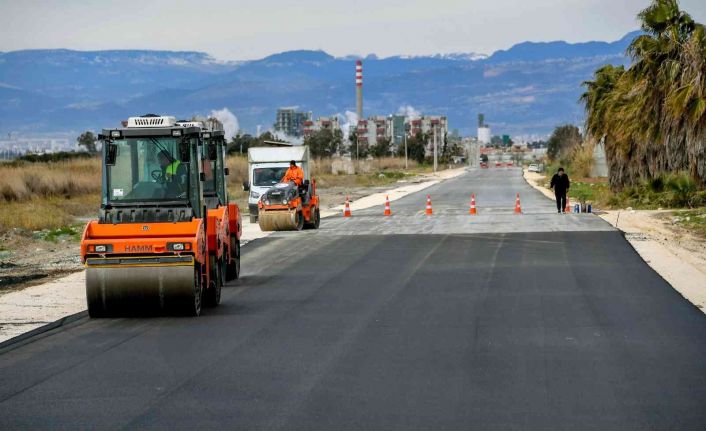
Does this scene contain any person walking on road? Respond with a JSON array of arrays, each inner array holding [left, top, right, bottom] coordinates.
[[550, 167, 570, 213]]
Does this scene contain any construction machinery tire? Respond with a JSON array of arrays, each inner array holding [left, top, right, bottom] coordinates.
[[226, 235, 240, 281], [258, 209, 303, 231], [295, 210, 304, 231], [304, 208, 320, 229], [204, 255, 222, 307], [86, 263, 197, 317], [175, 266, 203, 316]]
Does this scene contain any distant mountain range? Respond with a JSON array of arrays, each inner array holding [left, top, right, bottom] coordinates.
[[0, 31, 640, 137]]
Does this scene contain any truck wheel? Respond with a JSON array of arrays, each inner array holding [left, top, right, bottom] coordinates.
[[204, 256, 222, 307], [249, 214, 257, 224], [226, 236, 240, 281]]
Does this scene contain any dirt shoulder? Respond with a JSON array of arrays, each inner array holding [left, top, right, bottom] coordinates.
[[0, 229, 83, 294], [524, 168, 706, 312], [599, 209, 706, 311]]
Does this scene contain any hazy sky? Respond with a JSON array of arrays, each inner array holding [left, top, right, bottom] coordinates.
[[2, 0, 706, 60]]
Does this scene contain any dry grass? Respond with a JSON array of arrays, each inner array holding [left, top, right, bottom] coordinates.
[[0, 159, 101, 232], [0, 158, 101, 201], [1, 199, 74, 232], [226, 155, 249, 185]]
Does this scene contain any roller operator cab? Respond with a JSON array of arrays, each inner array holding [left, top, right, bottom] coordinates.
[[194, 126, 242, 308], [80, 115, 233, 317]]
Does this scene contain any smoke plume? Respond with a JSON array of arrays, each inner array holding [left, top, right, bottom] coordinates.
[[397, 105, 422, 120], [209, 108, 239, 140], [340, 111, 359, 140]]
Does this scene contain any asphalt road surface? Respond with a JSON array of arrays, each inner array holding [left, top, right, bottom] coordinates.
[[2, 168, 705, 430]]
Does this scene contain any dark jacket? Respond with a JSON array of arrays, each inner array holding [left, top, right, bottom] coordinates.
[[550, 173, 570, 194]]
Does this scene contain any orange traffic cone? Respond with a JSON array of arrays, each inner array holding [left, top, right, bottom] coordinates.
[[383, 195, 392, 216], [469, 193, 477, 215], [514, 193, 522, 214], [564, 196, 571, 213], [425, 195, 433, 215], [343, 196, 352, 217]]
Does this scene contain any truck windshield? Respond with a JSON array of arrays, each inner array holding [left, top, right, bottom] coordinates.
[[107, 137, 190, 202], [253, 167, 289, 187]]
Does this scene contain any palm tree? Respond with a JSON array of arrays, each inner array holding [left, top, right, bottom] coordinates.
[[581, 0, 706, 190]]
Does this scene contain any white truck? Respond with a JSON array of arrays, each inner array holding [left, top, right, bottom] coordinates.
[[243, 145, 310, 223]]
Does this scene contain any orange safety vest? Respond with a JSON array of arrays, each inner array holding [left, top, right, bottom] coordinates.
[[282, 166, 304, 186]]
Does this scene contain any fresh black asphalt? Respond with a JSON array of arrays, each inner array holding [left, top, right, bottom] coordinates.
[[1, 169, 705, 430]]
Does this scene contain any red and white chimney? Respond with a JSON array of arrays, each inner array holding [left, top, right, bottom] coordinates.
[[355, 60, 363, 121]]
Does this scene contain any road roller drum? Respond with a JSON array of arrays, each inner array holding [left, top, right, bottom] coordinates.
[[258, 209, 303, 231], [86, 258, 201, 316]]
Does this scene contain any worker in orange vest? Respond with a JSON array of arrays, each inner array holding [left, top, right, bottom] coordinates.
[[281, 160, 304, 186]]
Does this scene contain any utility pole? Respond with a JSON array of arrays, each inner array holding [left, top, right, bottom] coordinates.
[[404, 132, 408, 170], [432, 126, 437, 173], [356, 134, 359, 163]]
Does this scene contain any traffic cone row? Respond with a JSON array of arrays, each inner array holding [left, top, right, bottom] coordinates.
[[340, 193, 530, 217]]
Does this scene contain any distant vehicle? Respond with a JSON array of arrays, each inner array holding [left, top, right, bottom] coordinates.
[[528, 163, 540, 173], [244, 146, 308, 224], [480, 162, 488, 169]]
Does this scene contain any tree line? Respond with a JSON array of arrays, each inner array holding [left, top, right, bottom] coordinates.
[[581, 0, 706, 190]]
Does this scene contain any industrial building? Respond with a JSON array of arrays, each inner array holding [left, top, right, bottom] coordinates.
[[407, 116, 448, 139], [354, 115, 448, 154], [356, 116, 395, 148], [303, 116, 341, 136], [274, 108, 312, 138]]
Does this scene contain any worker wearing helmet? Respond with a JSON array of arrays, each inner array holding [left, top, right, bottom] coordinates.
[[281, 160, 304, 186]]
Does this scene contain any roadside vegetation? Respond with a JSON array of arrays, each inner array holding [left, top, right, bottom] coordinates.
[[541, 1, 706, 213], [0, 157, 101, 232], [542, 121, 706, 210], [581, 0, 706, 191]]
